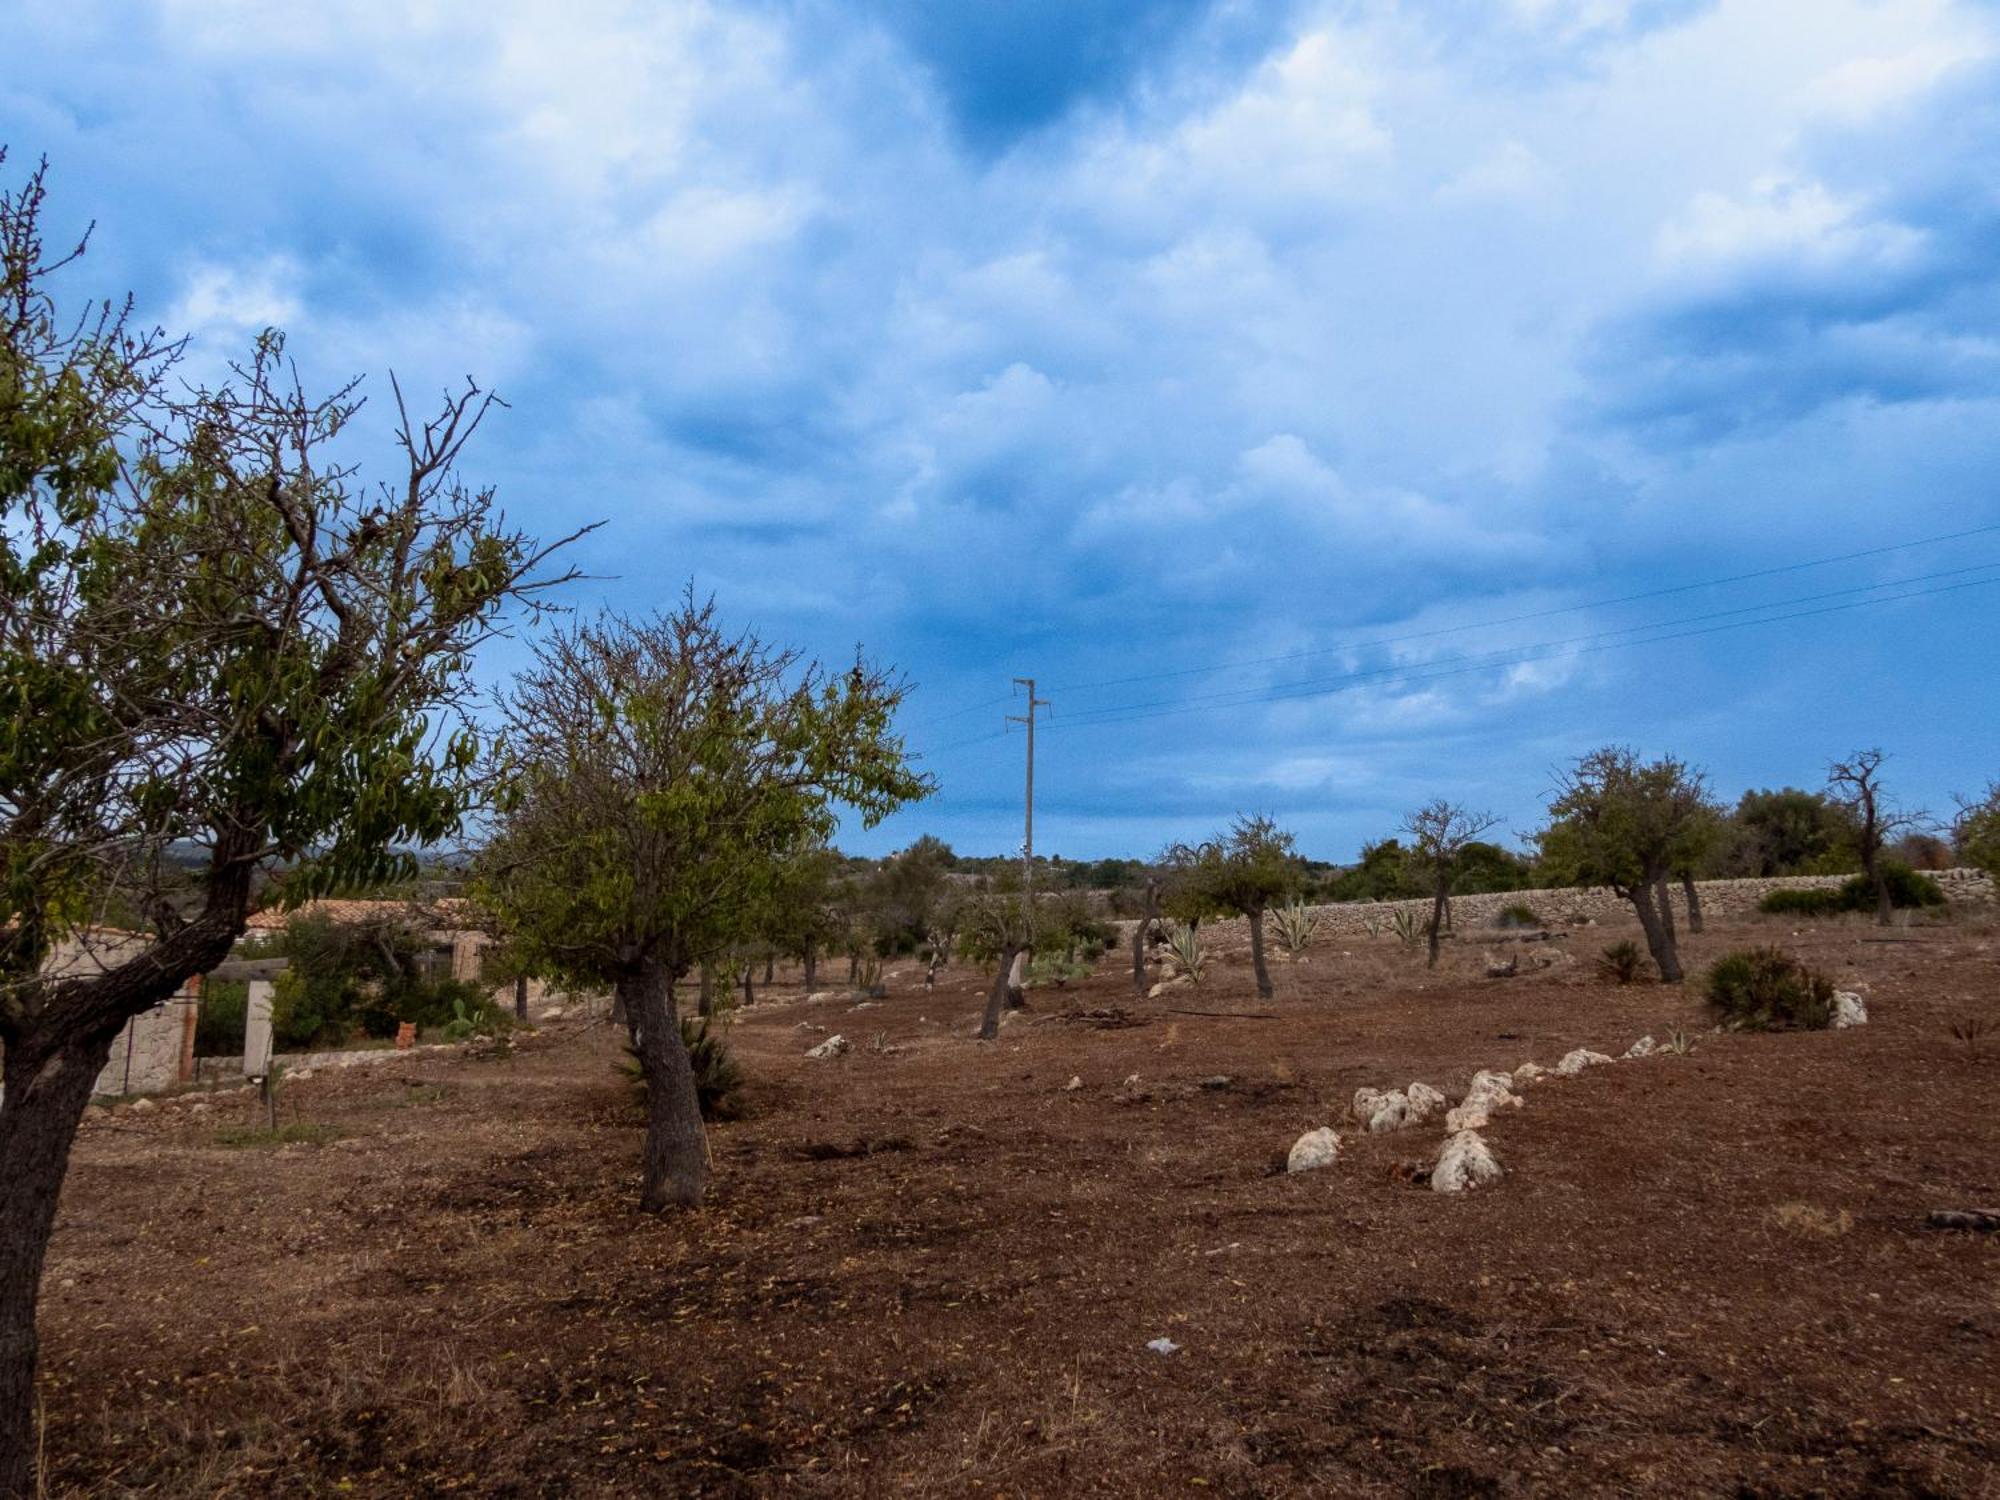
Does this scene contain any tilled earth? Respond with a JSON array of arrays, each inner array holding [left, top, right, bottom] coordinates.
[[37, 909, 2000, 1496]]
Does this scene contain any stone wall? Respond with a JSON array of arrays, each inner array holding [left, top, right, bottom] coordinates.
[[93, 996, 198, 1097], [1116, 867, 1994, 943]]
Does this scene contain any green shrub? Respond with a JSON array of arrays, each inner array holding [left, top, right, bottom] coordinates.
[[1595, 939, 1649, 985], [1759, 886, 1844, 916], [196, 980, 249, 1057], [1495, 902, 1542, 930], [1840, 861, 1945, 911], [1762, 863, 1945, 919], [1706, 947, 1835, 1031]]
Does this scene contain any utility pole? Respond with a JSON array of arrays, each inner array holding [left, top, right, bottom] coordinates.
[[1006, 677, 1051, 894]]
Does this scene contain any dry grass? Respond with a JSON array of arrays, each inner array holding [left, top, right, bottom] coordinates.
[[1770, 1201, 1854, 1238]]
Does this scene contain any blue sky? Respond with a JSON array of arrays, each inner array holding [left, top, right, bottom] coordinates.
[[5, 0, 1997, 860]]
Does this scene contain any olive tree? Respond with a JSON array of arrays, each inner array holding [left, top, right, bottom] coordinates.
[[472, 600, 928, 1212], [1544, 748, 1712, 982], [1401, 800, 1501, 967], [1953, 781, 2000, 880], [0, 155, 579, 1497]]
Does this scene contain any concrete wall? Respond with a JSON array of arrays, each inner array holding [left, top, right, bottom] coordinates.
[[93, 995, 199, 1097]]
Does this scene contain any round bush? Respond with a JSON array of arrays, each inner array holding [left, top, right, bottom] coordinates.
[[1706, 947, 1836, 1031]]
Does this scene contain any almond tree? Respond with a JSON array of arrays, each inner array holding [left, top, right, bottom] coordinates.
[[1164, 815, 1302, 1000], [472, 600, 929, 1211], [1401, 800, 1501, 967], [0, 154, 580, 1497], [1544, 748, 1711, 982]]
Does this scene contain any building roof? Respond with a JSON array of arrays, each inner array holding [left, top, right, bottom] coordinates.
[[244, 897, 476, 932]]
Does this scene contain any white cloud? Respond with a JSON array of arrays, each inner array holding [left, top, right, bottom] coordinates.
[[1655, 175, 1925, 273]]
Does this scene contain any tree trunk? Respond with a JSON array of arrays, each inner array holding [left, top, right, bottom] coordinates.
[[740, 965, 754, 1010], [977, 942, 1022, 1041], [1247, 907, 1275, 999], [1, 1030, 116, 1499], [697, 965, 714, 1020], [802, 939, 817, 995], [1005, 949, 1028, 1011], [1131, 880, 1158, 995], [847, 950, 858, 985], [1427, 878, 1448, 969], [763, 956, 774, 985], [513, 973, 529, 1022], [1866, 850, 1891, 926], [1681, 873, 1705, 934], [1627, 881, 1683, 983], [1655, 874, 1677, 951], [618, 959, 707, 1212]]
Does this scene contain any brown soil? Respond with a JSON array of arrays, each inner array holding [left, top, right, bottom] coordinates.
[[37, 909, 2000, 1497]]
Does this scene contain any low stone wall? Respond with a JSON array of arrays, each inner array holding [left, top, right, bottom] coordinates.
[[1116, 867, 1993, 943]]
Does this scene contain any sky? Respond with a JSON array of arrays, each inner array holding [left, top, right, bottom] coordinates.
[[4, 0, 1997, 861]]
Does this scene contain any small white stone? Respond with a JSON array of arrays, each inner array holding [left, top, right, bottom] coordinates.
[[1512, 1062, 1547, 1086], [1555, 1048, 1613, 1076], [1831, 991, 1868, 1029], [1286, 1126, 1342, 1173], [1146, 1337, 1181, 1356], [1432, 1130, 1503, 1194], [805, 1034, 849, 1060], [1064, 1075, 1084, 1092], [127, 1097, 155, 1113], [1623, 1036, 1657, 1059]]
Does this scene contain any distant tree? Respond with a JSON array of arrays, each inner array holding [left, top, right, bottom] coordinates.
[[1669, 797, 1730, 934], [473, 600, 929, 1212], [1163, 816, 1302, 999], [1544, 748, 1713, 982], [1725, 787, 1857, 877], [1402, 801, 1502, 967], [0, 151, 582, 1500], [1953, 782, 2000, 880], [1826, 750, 1928, 927], [1448, 840, 1536, 895], [1326, 837, 1428, 902], [960, 874, 1033, 1041]]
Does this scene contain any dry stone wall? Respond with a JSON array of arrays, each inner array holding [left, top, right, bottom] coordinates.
[[1117, 867, 1993, 944]]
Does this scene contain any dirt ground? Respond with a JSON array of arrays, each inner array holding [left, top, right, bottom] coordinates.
[[36, 906, 2000, 1497]]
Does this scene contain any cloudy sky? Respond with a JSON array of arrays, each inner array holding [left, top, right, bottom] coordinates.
[[5, 0, 1997, 859]]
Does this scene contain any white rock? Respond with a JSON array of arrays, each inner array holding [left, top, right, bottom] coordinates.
[[806, 991, 839, 1004], [1555, 1048, 1613, 1076], [1432, 1130, 1504, 1194], [1461, 1070, 1520, 1113], [1444, 1102, 1490, 1133], [1352, 1086, 1389, 1118], [1831, 991, 1868, 1029], [289, 1068, 314, 1081], [1121, 1073, 1141, 1089], [1146, 1337, 1181, 1356], [1367, 1094, 1410, 1133], [1512, 1062, 1547, 1086], [1405, 1082, 1447, 1124], [805, 1034, 849, 1060], [1623, 1036, 1657, 1059], [1064, 1075, 1083, 1092], [127, 1097, 155, 1113], [1286, 1127, 1342, 1173]]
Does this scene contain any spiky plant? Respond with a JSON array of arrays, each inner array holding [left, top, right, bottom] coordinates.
[[1270, 899, 1320, 959], [1165, 922, 1209, 986], [1595, 939, 1649, 985], [1389, 908, 1427, 946]]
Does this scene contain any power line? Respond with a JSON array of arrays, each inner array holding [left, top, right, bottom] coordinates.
[[1047, 559, 2000, 728], [1038, 572, 2000, 735], [1044, 521, 2000, 696]]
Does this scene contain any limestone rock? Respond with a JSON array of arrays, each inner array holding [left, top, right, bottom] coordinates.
[[1463, 1070, 1520, 1112], [1555, 1048, 1613, 1075], [1287, 1126, 1342, 1173], [805, 1034, 849, 1060], [1405, 1082, 1447, 1124], [1832, 991, 1868, 1029], [1064, 1075, 1084, 1092], [1432, 1130, 1503, 1194], [1444, 1102, 1490, 1133], [1623, 1036, 1657, 1059], [127, 1097, 155, 1113], [1512, 1062, 1547, 1086]]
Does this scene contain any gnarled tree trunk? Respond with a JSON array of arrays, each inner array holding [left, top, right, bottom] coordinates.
[[977, 942, 1023, 1041], [802, 938, 817, 995], [1427, 877, 1449, 969], [0, 1029, 118, 1499], [1248, 907, 1274, 1000], [1681, 873, 1705, 934], [513, 974, 529, 1022], [1626, 880, 1684, 983], [617, 958, 707, 1212]]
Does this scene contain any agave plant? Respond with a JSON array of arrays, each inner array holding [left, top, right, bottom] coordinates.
[[1663, 1025, 1697, 1056], [1165, 922, 1209, 986], [1270, 899, 1320, 959], [1362, 910, 1384, 939], [1389, 908, 1427, 947]]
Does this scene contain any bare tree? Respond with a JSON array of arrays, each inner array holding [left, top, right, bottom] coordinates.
[[1130, 873, 1160, 995], [1402, 800, 1502, 967], [1827, 750, 1927, 926]]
